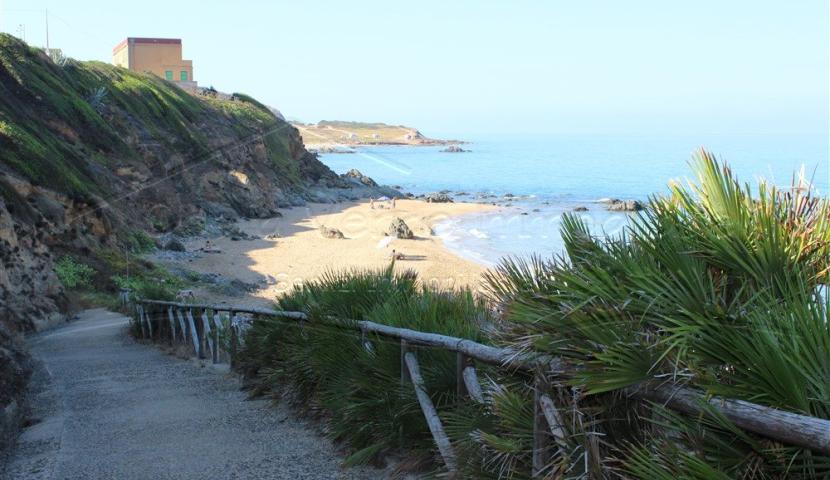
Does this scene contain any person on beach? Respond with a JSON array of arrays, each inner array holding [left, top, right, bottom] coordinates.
[[391, 197, 396, 209], [370, 197, 375, 209], [390, 249, 405, 260]]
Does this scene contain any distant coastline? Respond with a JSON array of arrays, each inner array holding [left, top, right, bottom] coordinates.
[[292, 120, 463, 153]]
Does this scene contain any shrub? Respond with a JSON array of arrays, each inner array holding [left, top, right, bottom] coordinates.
[[486, 150, 830, 478], [55, 256, 95, 289], [238, 265, 495, 469], [124, 229, 156, 253]]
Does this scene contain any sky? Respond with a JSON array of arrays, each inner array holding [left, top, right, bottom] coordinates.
[[1, 0, 828, 138]]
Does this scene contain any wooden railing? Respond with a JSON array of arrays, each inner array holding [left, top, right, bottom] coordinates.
[[124, 294, 830, 476]]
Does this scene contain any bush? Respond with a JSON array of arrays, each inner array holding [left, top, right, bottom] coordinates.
[[55, 256, 95, 289], [486, 151, 830, 478], [238, 265, 495, 469], [125, 229, 156, 253]]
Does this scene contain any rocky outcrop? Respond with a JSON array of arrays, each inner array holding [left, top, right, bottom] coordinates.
[[441, 146, 467, 153], [386, 218, 414, 239], [606, 199, 644, 212], [342, 169, 378, 187], [319, 225, 345, 239], [424, 193, 454, 203]]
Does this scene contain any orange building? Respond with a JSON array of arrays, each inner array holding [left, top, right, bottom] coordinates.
[[112, 37, 195, 85]]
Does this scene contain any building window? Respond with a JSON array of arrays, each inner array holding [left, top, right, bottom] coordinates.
[[180, 71, 188, 82], [164, 70, 173, 81]]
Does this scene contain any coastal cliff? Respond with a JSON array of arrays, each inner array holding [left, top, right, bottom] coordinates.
[[293, 120, 462, 152], [0, 34, 392, 448]]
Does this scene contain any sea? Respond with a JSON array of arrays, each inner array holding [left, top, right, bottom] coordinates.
[[318, 133, 830, 267]]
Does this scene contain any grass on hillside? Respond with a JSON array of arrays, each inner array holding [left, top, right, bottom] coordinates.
[[0, 34, 299, 201]]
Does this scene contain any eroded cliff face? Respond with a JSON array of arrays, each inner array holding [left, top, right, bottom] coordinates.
[[0, 33, 353, 332], [0, 34, 384, 448]]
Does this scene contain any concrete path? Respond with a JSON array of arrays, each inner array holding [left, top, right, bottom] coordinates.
[[2, 309, 375, 480]]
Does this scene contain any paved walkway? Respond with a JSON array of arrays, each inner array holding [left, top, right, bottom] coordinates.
[[2, 309, 375, 480]]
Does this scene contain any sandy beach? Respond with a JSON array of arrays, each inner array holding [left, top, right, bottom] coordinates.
[[157, 199, 495, 307]]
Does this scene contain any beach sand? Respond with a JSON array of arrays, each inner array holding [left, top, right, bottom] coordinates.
[[158, 199, 495, 307]]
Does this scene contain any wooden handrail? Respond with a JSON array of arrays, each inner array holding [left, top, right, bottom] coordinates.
[[131, 298, 830, 456]]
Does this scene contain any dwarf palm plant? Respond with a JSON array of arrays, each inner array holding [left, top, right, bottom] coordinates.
[[486, 150, 830, 478], [236, 265, 496, 468]]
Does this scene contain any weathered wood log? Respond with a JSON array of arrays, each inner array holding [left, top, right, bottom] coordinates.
[[636, 383, 830, 455], [462, 366, 485, 404], [212, 312, 222, 363], [138, 299, 306, 320], [133, 299, 830, 454], [175, 309, 187, 343], [404, 351, 457, 473], [202, 310, 216, 363], [539, 394, 567, 450], [456, 352, 467, 399]]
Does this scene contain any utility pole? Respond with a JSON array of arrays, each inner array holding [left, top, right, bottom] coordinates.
[[45, 9, 50, 53]]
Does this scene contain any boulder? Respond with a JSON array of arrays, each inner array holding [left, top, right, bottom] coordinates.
[[573, 206, 589, 212], [607, 200, 644, 212], [441, 145, 467, 153], [342, 169, 378, 187], [424, 192, 453, 203], [387, 217, 414, 239], [319, 225, 345, 239]]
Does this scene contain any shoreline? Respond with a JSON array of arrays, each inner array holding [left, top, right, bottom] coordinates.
[[151, 199, 497, 308]]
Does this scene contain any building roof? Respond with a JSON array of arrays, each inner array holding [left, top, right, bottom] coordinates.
[[112, 37, 182, 54]]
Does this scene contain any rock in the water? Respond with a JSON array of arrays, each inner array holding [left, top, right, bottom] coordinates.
[[606, 199, 644, 212], [424, 192, 453, 203], [342, 169, 378, 187], [387, 217, 414, 239], [319, 225, 345, 239], [573, 206, 589, 212], [163, 239, 186, 252], [441, 145, 467, 153]]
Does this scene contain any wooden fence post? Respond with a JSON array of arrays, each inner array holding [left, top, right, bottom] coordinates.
[[213, 310, 228, 361], [185, 308, 200, 356], [137, 305, 147, 338], [167, 307, 176, 345], [532, 374, 552, 478], [146, 305, 154, 339], [229, 313, 238, 369], [404, 351, 458, 474], [175, 309, 187, 343], [456, 352, 467, 399], [212, 310, 222, 364], [400, 339, 410, 388]]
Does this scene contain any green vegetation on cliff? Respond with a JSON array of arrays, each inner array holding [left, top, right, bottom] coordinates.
[[0, 34, 313, 200]]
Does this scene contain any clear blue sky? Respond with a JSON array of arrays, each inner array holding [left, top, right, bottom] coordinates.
[[2, 0, 828, 138]]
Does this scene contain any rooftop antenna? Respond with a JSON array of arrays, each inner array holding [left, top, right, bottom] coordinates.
[[45, 9, 49, 53]]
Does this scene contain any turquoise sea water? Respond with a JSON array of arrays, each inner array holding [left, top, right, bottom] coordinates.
[[319, 134, 829, 265]]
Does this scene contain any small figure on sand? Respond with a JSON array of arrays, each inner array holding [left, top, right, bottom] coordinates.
[[202, 240, 222, 253], [391, 196, 397, 209], [370, 197, 375, 209], [389, 249, 405, 260]]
